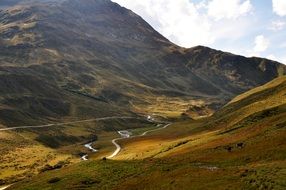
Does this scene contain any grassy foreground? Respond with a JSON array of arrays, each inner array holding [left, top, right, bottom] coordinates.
[[6, 76, 286, 189], [0, 117, 156, 185], [8, 118, 286, 190]]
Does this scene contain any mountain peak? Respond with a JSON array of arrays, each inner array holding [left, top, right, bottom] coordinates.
[[0, 0, 285, 126]]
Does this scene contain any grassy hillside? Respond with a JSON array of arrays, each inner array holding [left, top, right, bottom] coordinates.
[[8, 76, 286, 189], [0, 0, 285, 189], [0, 117, 156, 185]]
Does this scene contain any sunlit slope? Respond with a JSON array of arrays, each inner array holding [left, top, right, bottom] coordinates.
[[210, 75, 286, 129], [9, 76, 286, 189], [229, 76, 286, 104], [0, 117, 154, 185], [113, 76, 286, 160]]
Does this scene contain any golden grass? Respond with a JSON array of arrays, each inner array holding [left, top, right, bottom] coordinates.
[[6, 110, 286, 189], [229, 76, 286, 104], [131, 95, 213, 118], [0, 144, 72, 180], [2, 76, 286, 189]]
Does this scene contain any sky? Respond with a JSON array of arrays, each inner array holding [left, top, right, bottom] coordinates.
[[112, 0, 286, 64]]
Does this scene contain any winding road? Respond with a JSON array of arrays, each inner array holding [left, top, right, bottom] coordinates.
[[81, 142, 99, 160], [0, 115, 149, 161], [107, 123, 171, 159], [0, 115, 170, 160], [0, 116, 171, 189], [0, 116, 137, 132], [0, 185, 10, 190]]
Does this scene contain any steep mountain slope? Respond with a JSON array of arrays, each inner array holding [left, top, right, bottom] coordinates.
[[113, 76, 286, 161], [0, 0, 285, 126], [9, 76, 286, 190]]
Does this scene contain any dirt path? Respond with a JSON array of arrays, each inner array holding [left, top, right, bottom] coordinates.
[[0, 116, 136, 131], [0, 185, 11, 190], [107, 123, 171, 159]]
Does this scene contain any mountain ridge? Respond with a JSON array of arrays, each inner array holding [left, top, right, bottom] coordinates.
[[0, 0, 285, 188], [7, 75, 286, 190], [0, 0, 285, 126]]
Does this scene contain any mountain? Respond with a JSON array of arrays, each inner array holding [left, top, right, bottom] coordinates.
[[0, 0, 285, 126], [0, 0, 286, 188], [9, 76, 286, 190]]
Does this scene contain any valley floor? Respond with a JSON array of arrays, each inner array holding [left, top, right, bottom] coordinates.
[[7, 113, 286, 189], [2, 76, 286, 190]]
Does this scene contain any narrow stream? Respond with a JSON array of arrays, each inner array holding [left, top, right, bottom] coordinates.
[[80, 116, 167, 161], [81, 142, 98, 161]]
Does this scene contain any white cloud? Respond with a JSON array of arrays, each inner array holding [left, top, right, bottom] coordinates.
[[195, 0, 207, 10], [274, 55, 286, 64], [111, 1, 285, 64], [280, 42, 286, 48], [112, 0, 253, 47], [273, 0, 286, 16], [267, 54, 277, 60], [270, 20, 285, 30], [148, 0, 214, 47], [249, 35, 270, 57], [254, 35, 270, 53], [267, 54, 286, 64], [281, 57, 286, 64], [207, 0, 252, 20]]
